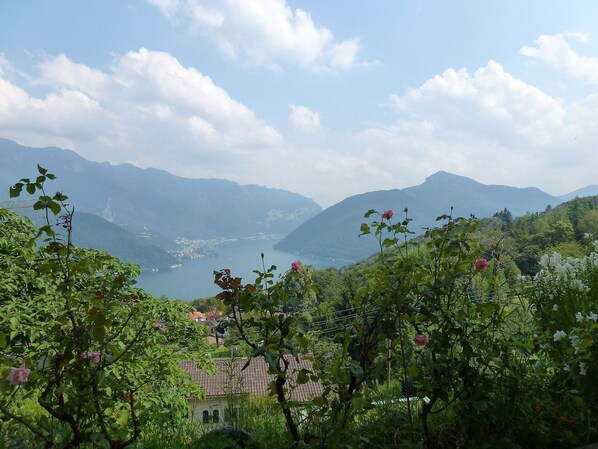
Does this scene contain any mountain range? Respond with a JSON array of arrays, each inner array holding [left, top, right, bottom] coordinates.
[[274, 171, 598, 262], [0, 138, 321, 269], [2, 138, 596, 268]]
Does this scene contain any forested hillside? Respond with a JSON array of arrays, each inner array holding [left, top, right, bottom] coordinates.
[[481, 195, 598, 275], [275, 171, 591, 262]]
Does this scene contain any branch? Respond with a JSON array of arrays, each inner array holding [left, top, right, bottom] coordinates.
[[0, 403, 54, 446]]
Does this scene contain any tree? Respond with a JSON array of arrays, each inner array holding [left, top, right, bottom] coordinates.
[[0, 167, 211, 448], [493, 208, 513, 229], [357, 210, 510, 448], [214, 256, 316, 443]]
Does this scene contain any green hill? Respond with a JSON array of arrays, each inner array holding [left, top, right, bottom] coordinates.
[[483, 195, 598, 275], [275, 172, 586, 262], [71, 212, 178, 271]]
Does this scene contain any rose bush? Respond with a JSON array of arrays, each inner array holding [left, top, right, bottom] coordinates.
[[0, 167, 211, 448]]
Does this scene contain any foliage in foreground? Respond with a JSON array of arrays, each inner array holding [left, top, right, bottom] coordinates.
[[1, 166, 597, 449], [213, 208, 598, 449], [0, 167, 211, 448]]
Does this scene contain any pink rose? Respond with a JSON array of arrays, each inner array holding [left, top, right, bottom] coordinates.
[[381, 210, 394, 220], [7, 363, 30, 386], [82, 351, 101, 366], [474, 258, 489, 272], [291, 261, 301, 272], [413, 335, 429, 347]]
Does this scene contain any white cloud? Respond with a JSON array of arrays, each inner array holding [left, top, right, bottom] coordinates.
[[391, 60, 566, 146], [355, 59, 597, 198], [0, 49, 282, 172], [329, 38, 363, 71], [520, 32, 598, 84], [0, 54, 10, 76], [145, 0, 181, 21], [37, 54, 113, 99], [289, 104, 320, 130], [2, 34, 597, 209], [0, 72, 113, 150], [146, 0, 374, 71]]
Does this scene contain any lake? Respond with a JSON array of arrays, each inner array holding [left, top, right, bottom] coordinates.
[[136, 237, 346, 300]]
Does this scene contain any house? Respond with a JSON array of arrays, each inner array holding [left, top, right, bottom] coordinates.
[[188, 311, 227, 345], [188, 311, 207, 323], [181, 356, 322, 425]]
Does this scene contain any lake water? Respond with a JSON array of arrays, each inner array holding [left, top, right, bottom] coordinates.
[[136, 237, 346, 300]]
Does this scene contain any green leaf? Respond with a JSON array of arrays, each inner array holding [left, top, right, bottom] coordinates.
[[0, 380, 10, 393], [37, 354, 52, 369], [0, 334, 6, 349], [311, 396, 327, 407], [407, 363, 420, 377], [26, 183, 36, 195], [37, 164, 48, 175], [48, 202, 61, 215], [296, 369, 309, 384], [9, 183, 23, 198], [578, 338, 593, 351]]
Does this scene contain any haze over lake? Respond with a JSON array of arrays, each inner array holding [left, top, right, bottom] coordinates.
[[136, 237, 346, 301]]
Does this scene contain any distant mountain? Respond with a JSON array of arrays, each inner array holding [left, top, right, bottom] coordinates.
[[559, 185, 598, 203], [0, 138, 322, 243], [275, 171, 592, 262], [274, 189, 431, 262], [16, 209, 177, 271], [403, 171, 556, 217], [70, 212, 178, 271]]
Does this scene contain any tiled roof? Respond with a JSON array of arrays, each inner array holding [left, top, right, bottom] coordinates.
[[181, 356, 322, 403], [189, 311, 206, 320]]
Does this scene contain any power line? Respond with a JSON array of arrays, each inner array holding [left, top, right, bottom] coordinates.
[[0, 199, 35, 209]]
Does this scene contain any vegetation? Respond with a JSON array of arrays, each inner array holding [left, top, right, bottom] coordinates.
[[208, 205, 598, 448], [1, 166, 597, 448], [483, 196, 598, 275], [0, 167, 211, 448]]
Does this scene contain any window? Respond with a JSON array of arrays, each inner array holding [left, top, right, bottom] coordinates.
[[202, 410, 210, 423], [213, 409, 220, 422]]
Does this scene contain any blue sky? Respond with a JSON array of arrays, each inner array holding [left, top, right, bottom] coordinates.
[[1, 1, 597, 207]]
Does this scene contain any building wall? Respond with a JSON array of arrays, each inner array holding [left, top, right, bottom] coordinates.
[[188, 397, 241, 428]]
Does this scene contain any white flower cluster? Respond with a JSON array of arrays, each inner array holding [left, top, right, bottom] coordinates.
[[575, 311, 598, 322], [553, 330, 567, 342], [580, 362, 587, 376], [535, 247, 598, 294], [569, 335, 580, 354], [553, 330, 590, 374]]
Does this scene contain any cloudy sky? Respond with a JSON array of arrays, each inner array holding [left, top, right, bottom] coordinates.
[[1, 1, 597, 207]]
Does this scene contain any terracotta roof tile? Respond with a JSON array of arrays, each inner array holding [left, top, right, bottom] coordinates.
[[181, 356, 322, 403]]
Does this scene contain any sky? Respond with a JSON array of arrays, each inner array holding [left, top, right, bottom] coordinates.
[[1, 1, 597, 208]]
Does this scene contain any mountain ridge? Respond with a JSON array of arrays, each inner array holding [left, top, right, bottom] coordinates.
[[0, 138, 322, 270], [275, 171, 594, 262], [0, 138, 322, 241], [2, 138, 595, 267]]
